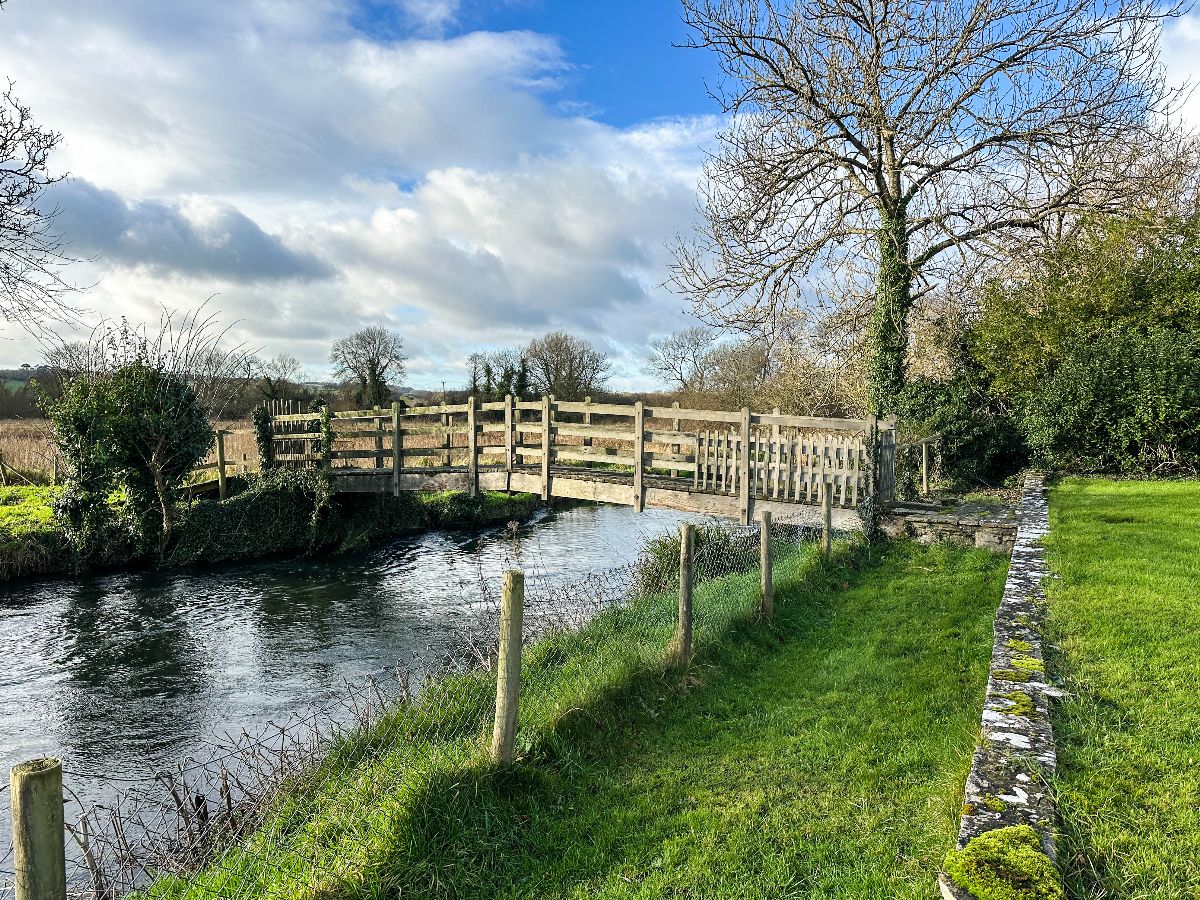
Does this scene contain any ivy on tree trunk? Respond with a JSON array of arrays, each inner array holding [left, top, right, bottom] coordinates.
[[867, 212, 913, 415]]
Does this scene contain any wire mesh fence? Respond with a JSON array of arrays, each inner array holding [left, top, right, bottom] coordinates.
[[2, 514, 825, 900]]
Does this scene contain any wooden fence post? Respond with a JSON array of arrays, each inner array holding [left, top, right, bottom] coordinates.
[[582, 395, 593, 468], [467, 395, 478, 497], [674, 523, 694, 663], [739, 407, 752, 524], [373, 406, 384, 469], [0, 451, 8, 486], [10, 757, 65, 900], [442, 404, 452, 468], [540, 395, 551, 501], [392, 402, 402, 497], [760, 510, 773, 620], [215, 430, 227, 501], [822, 484, 833, 555], [670, 400, 681, 478], [633, 400, 645, 512], [504, 394, 514, 474], [491, 570, 524, 765], [50, 455, 58, 486], [921, 440, 929, 496]]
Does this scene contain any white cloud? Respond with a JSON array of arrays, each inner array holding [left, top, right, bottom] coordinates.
[[0, 0, 718, 388]]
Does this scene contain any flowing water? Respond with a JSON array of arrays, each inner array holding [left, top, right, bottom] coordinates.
[[0, 504, 704, 842]]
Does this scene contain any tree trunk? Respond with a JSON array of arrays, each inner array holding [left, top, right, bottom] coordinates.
[[867, 212, 913, 415]]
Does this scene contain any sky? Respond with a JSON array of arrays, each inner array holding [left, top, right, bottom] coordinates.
[[1, 0, 1199, 391]]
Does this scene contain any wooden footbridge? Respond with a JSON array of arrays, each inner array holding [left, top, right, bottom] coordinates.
[[263, 397, 899, 528]]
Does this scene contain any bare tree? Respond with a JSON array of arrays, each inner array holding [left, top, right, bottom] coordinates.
[[645, 326, 715, 391], [329, 326, 406, 408], [255, 352, 306, 402], [673, 0, 1186, 412], [524, 331, 611, 400], [0, 75, 76, 329]]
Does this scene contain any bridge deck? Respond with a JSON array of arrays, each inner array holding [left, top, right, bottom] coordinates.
[[330, 465, 863, 528]]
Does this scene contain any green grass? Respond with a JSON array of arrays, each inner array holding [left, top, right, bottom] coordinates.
[[1045, 478, 1200, 899], [146, 538, 1006, 899], [0, 484, 59, 531]]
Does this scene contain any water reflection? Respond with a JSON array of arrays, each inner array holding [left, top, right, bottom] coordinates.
[[1, 504, 702, 789]]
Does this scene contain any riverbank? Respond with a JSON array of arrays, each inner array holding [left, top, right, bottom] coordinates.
[[1045, 478, 1200, 898], [0, 473, 542, 582], [143, 537, 1006, 899]]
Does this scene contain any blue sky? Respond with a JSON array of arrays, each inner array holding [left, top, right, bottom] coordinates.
[[0, 0, 729, 389], [1, 0, 1198, 391]]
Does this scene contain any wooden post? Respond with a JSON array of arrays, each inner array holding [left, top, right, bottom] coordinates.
[[739, 407, 752, 524], [760, 510, 773, 620], [582, 395, 593, 468], [822, 485, 833, 555], [50, 455, 58, 486], [921, 440, 930, 495], [442, 405, 452, 468], [0, 451, 8, 486], [540, 395, 551, 501], [215, 430, 228, 501], [10, 757, 65, 900], [670, 400, 681, 478], [467, 395, 478, 497], [504, 394, 514, 474], [373, 406, 384, 469], [633, 400, 645, 512], [392, 401, 402, 496], [490, 570, 524, 765], [674, 523, 694, 663]]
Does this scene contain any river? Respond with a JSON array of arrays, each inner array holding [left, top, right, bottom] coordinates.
[[0, 503, 704, 862]]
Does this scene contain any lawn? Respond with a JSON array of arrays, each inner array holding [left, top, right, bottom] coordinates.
[[1045, 479, 1200, 898], [146, 537, 1006, 899]]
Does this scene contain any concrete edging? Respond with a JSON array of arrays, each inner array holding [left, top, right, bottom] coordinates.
[[939, 474, 1060, 899]]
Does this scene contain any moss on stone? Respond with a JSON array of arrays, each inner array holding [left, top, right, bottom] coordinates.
[[984, 796, 1008, 812], [1005, 639, 1033, 652], [1009, 655, 1044, 673], [943, 825, 1063, 900], [994, 668, 1033, 683], [999, 691, 1037, 718]]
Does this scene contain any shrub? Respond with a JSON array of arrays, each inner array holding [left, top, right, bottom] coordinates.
[[895, 374, 1026, 489], [1021, 326, 1200, 474]]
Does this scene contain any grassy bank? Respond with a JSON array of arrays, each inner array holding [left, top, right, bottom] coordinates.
[[145, 538, 1006, 899], [1045, 479, 1200, 898], [0, 474, 541, 582]]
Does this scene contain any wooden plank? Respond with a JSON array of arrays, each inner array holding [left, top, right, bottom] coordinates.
[[554, 400, 636, 416], [739, 408, 751, 523], [272, 431, 322, 441], [541, 395, 551, 501], [272, 412, 321, 423], [504, 394, 514, 473], [553, 449, 634, 466], [634, 400, 645, 512], [646, 406, 744, 424], [753, 413, 871, 432], [392, 402, 401, 495], [467, 395, 478, 497]]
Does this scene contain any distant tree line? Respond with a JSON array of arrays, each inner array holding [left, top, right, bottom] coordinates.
[[462, 331, 611, 402]]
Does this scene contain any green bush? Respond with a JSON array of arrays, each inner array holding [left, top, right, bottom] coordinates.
[[1022, 326, 1200, 474], [896, 374, 1026, 488]]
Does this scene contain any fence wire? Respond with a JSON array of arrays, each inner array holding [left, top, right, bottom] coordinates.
[[1, 516, 822, 900]]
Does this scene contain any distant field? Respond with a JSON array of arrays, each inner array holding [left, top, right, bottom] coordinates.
[[1046, 479, 1200, 899]]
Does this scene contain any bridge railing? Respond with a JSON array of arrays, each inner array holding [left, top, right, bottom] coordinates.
[[262, 397, 898, 512]]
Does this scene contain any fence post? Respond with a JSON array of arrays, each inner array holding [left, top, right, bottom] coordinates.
[[670, 400, 681, 478], [633, 400, 645, 512], [442, 404, 452, 468], [739, 407, 752, 525], [822, 483, 833, 555], [0, 451, 8, 487], [582, 395, 593, 468], [10, 757, 65, 900], [540, 395, 551, 501], [674, 523, 694, 663], [50, 455, 58, 486], [467, 395, 478, 497], [373, 406, 384, 469], [760, 510, 773, 620], [504, 394, 514, 475], [491, 570, 524, 765], [392, 401, 402, 496], [921, 440, 929, 496], [215, 430, 227, 501]]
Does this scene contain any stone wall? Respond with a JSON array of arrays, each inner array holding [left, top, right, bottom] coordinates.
[[939, 475, 1061, 899]]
